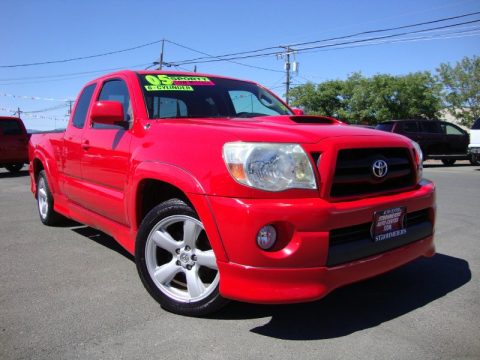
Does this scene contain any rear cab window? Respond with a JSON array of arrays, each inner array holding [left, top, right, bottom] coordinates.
[[0, 119, 23, 135], [72, 84, 96, 129]]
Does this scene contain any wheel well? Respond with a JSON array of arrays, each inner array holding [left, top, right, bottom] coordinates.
[[32, 159, 44, 186], [137, 179, 190, 227]]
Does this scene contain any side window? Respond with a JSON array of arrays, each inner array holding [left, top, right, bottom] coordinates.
[[421, 122, 441, 133], [72, 84, 96, 129], [97, 79, 132, 125], [444, 123, 464, 135], [403, 122, 419, 133]]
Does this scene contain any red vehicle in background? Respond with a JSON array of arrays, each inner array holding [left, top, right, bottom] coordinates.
[[29, 71, 436, 316], [0, 116, 30, 173]]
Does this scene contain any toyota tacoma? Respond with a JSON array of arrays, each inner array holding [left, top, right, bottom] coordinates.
[[29, 71, 436, 316]]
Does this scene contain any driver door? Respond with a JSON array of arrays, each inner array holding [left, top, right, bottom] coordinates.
[[79, 78, 133, 225]]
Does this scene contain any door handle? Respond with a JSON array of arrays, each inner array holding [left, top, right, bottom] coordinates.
[[81, 140, 90, 150]]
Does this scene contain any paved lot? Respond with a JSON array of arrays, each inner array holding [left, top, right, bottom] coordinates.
[[1, 162, 479, 360]]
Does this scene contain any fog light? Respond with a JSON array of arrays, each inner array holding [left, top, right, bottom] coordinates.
[[257, 225, 277, 250]]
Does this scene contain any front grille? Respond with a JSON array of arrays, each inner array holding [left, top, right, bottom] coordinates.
[[327, 209, 432, 267], [330, 148, 416, 198]]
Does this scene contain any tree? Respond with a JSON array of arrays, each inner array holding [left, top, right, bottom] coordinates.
[[437, 56, 480, 127], [289, 80, 346, 117], [289, 72, 442, 124]]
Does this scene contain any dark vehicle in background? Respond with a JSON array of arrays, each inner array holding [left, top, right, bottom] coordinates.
[[376, 119, 471, 166], [468, 118, 480, 166], [0, 116, 30, 173]]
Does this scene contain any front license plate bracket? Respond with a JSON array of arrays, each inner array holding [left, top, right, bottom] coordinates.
[[371, 207, 407, 242]]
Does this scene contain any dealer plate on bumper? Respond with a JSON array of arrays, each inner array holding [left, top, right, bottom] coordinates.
[[371, 207, 407, 242]]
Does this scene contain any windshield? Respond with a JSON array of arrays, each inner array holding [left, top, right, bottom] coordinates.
[[138, 74, 292, 119]]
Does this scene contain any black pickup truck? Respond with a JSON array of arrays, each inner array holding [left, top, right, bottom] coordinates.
[[376, 119, 470, 166]]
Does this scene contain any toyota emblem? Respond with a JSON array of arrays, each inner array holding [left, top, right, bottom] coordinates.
[[372, 159, 388, 179]]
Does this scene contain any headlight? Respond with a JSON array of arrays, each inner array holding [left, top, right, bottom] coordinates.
[[411, 141, 423, 181], [223, 142, 317, 191]]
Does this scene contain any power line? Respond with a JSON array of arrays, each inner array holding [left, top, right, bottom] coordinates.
[[0, 92, 72, 101], [0, 107, 66, 121], [292, 19, 480, 54], [304, 27, 480, 55], [172, 18, 480, 66], [170, 11, 480, 65], [221, 10, 478, 65], [0, 63, 150, 82], [283, 10, 480, 50], [0, 10, 478, 85], [0, 41, 163, 68], [170, 12, 480, 65], [165, 39, 283, 73], [23, 103, 69, 114]]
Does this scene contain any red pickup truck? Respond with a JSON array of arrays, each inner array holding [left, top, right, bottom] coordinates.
[[1, 116, 30, 173], [29, 71, 436, 316]]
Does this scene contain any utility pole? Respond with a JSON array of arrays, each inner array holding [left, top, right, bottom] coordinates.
[[285, 47, 291, 105], [277, 46, 296, 105], [15, 107, 22, 117], [68, 100, 74, 115], [158, 39, 165, 70]]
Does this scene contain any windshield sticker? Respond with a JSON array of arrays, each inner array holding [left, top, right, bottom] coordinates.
[[144, 75, 214, 91]]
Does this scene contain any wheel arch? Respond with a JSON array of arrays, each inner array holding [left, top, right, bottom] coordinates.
[[131, 162, 228, 262], [31, 151, 57, 197], [32, 157, 45, 187]]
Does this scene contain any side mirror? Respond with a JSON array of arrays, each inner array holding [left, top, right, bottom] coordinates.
[[292, 108, 305, 116], [91, 101, 125, 126]]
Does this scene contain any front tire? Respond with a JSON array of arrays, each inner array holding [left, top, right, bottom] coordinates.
[[470, 153, 480, 166], [135, 199, 227, 316], [37, 170, 62, 225]]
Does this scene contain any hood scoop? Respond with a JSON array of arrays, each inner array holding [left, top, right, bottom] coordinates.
[[289, 115, 343, 125]]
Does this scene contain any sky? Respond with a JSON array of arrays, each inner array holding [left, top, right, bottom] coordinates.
[[1, 0, 479, 131]]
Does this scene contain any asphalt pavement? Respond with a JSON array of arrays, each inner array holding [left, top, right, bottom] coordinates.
[[0, 162, 479, 360]]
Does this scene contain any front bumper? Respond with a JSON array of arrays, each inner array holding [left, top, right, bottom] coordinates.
[[207, 180, 436, 303], [468, 146, 480, 154], [218, 236, 434, 303]]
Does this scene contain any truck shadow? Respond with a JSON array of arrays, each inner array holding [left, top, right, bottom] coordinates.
[[71, 226, 134, 261], [68, 225, 470, 339], [423, 163, 472, 168], [214, 253, 471, 340], [0, 169, 29, 178]]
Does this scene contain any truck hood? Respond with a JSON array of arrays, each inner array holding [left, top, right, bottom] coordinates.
[[153, 115, 399, 144]]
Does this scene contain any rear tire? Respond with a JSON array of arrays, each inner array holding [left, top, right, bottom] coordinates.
[[441, 159, 456, 166], [135, 199, 228, 316], [37, 170, 63, 225]]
